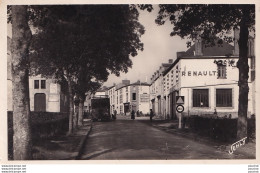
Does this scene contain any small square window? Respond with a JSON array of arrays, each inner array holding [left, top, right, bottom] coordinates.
[[41, 80, 46, 89], [34, 80, 39, 89]]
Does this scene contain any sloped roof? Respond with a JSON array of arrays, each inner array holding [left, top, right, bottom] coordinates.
[[185, 40, 234, 57], [163, 39, 235, 76]]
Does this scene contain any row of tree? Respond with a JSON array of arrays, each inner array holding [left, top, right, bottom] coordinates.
[[9, 4, 255, 160], [9, 5, 145, 160]]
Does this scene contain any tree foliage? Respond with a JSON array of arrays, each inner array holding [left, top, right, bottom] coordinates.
[[30, 5, 145, 78], [155, 4, 254, 46], [29, 5, 145, 132]]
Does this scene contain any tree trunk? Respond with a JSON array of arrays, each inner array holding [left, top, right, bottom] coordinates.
[[78, 94, 85, 126], [237, 8, 250, 140], [67, 76, 74, 135], [73, 94, 79, 130], [11, 6, 32, 160]]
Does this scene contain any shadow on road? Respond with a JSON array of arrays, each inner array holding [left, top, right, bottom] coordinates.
[[81, 148, 118, 160]]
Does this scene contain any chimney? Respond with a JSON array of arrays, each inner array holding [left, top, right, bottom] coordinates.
[[168, 59, 173, 64], [122, 80, 130, 85], [234, 28, 240, 56], [177, 51, 186, 58], [195, 32, 203, 56]]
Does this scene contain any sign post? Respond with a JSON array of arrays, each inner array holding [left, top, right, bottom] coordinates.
[[176, 96, 185, 129]]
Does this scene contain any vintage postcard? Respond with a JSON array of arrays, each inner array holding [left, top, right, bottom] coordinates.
[[0, 0, 259, 168]]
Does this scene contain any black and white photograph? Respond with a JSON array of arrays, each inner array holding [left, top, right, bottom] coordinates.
[[1, 1, 259, 164]]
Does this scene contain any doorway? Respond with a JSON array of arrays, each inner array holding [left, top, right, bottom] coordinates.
[[34, 93, 46, 112]]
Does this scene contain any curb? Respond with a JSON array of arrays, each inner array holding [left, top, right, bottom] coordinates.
[[74, 121, 93, 160]]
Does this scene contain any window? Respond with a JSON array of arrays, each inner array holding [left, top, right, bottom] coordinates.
[[193, 89, 209, 107], [120, 95, 123, 104], [132, 93, 136, 101], [216, 89, 232, 107], [217, 65, 227, 79], [120, 105, 123, 113], [41, 80, 46, 89], [34, 80, 39, 89], [126, 93, 128, 102]]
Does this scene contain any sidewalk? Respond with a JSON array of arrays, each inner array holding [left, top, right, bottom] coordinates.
[[32, 119, 92, 160], [142, 119, 256, 158]]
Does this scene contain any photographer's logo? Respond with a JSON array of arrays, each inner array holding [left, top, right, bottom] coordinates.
[[228, 137, 247, 154]]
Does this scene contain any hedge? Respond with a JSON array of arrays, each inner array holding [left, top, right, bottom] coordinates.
[[8, 111, 69, 160], [184, 115, 255, 142]]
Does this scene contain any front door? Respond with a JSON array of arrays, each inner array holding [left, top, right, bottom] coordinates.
[[34, 93, 46, 112]]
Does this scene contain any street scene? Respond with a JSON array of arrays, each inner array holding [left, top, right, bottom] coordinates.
[[6, 4, 256, 160]]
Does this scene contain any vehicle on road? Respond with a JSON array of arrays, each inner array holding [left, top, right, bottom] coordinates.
[[91, 96, 111, 121]]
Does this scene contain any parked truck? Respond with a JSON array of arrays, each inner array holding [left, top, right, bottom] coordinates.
[[91, 96, 111, 121]]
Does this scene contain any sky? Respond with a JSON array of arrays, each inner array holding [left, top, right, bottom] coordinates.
[[103, 5, 188, 87]]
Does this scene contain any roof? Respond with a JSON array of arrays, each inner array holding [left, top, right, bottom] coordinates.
[[131, 81, 150, 86], [185, 40, 234, 57], [115, 82, 150, 91], [163, 39, 235, 76], [107, 85, 115, 90], [96, 89, 107, 92]]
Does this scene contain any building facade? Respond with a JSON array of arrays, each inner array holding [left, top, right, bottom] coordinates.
[[107, 80, 150, 115], [8, 36, 68, 113], [151, 32, 255, 119], [29, 76, 68, 112], [150, 60, 172, 118]]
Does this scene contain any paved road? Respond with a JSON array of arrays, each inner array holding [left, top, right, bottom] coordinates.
[[79, 118, 251, 160]]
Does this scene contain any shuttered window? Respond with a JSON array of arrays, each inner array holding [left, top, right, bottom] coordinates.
[[216, 89, 232, 107], [193, 89, 209, 107], [217, 65, 227, 79]]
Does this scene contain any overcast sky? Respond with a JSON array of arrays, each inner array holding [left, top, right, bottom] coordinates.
[[103, 5, 188, 87]]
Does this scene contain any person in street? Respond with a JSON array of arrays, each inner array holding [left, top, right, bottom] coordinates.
[[113, 109, 117, 120], [136, 110, 140, 117], [150, 109, 153, 122], [131, 110, 135, 120]]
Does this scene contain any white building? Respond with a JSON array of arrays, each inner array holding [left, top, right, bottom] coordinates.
[[8, 37, 68, 112], [108, 80, 150, 115], [162, 33, 255, 119], [150, 60, 172, 118]]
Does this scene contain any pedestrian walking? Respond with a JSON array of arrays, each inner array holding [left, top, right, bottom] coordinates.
[[113, 110, 117, 120], [150, 109, 153, 122], [136, 110, 140, 117], [131, 110, 135, 120]]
